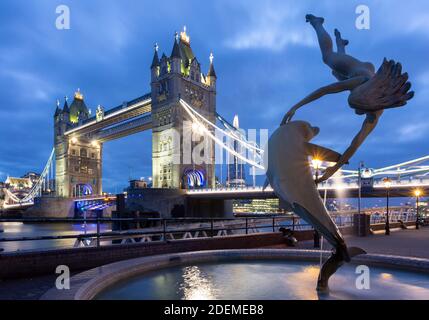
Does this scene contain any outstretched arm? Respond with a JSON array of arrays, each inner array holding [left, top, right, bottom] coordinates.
[[281, 76, 368, 125], [316, 110, 383, 183]]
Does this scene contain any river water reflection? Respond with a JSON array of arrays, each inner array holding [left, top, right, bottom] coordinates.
[[0, 222, 111, 252]]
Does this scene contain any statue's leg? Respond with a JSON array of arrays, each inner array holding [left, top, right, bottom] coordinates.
[[334, 29, 349, 54], [305, 14, 333, 64]]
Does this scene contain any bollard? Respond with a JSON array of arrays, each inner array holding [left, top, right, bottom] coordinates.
[[96, 216, 100, 247], [313, 230, 320, 248]]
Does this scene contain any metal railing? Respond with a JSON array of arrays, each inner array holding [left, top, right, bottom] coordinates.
[[0, 210, 426, 253], [0, 216, 311, 253]]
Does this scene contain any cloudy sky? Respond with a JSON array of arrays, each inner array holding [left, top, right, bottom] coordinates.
[[0, 0, 428, 192]]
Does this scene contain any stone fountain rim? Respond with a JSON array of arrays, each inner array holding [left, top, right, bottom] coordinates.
[[40, 248, 429, 300]]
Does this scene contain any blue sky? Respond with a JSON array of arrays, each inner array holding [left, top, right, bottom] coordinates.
[[0, 0, 428, 192]]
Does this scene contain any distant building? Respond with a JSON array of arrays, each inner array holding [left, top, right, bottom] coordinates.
[[5, 176, 32, 190], [233, 199, 286, 214], [226, 115, 246, 188], [54, 90, 102, 197], [21, 172, 40, 185], [128, 179, 149, 190]]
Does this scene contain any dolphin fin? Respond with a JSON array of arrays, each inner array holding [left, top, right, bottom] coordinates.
[[348, 247, 367, 258], [262, 178, 270, 191], [305, 143, 343, 163]]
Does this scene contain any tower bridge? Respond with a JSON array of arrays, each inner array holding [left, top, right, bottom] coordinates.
[[54, 27, 217, 198]]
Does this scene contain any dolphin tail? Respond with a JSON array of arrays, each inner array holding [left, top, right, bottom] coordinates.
[[317, 245, 366, 292], [347, 246, 367, 259]]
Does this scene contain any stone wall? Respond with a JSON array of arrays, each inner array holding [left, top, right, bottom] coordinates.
[[126, 188, 187, 218], [0, 232, 286, 279], [23, 197, 75, 218]]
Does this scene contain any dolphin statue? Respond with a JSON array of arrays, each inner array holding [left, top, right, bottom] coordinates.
[[264, 120, 366, 292]]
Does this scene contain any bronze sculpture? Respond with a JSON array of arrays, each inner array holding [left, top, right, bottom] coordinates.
[[283, 14, 414, 183], [266, 14, 414, 292]]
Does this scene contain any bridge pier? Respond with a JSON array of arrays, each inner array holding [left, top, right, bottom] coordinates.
[[23, 196, 76, 218], [185, 198, 233, 218], [123, 188, 233, 219]]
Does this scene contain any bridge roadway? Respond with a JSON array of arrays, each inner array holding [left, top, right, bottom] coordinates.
[[185, 181, 429, 200], [64, 94, 152, 139], [71, 180, 429, 203]]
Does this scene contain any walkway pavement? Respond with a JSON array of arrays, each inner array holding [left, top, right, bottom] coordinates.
[[297, 226, 429, 259]]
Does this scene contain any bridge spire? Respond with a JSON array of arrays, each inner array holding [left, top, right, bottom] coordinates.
[[171, 32, 181, 59], [54, 99, 62, 117], [62, 96, 70, 114], [207, 51, 217, 87], [151, 43, 160, 69]]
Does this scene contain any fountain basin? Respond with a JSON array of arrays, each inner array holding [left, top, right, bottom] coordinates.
[[41, 249, 429, 300]]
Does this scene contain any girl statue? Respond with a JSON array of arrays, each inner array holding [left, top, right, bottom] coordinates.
[[283, 14, 414, 183]]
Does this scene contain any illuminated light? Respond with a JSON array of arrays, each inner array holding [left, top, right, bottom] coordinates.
[[380, 273, 393, 280], [191, 122, 205, 134], [91, 140, 99, 148], [415, 189, 422, 197], [74, 88, 84, 100], [180, 26, 190, 44], [361, 168, 374, 178], [383, 177, 392, 189], [70, 137, 78, 144], [311, 158, 322, 170]]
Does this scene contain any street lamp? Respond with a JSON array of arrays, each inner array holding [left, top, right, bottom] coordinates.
[[415, 189, 422, 230], [311, 158, 322, 249], [382, 177, 392, 235], [311, 158, 322, 184]]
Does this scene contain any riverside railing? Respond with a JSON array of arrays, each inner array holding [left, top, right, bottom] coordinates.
[[0, 216, 310, 253], [0, 211, 425, 253]]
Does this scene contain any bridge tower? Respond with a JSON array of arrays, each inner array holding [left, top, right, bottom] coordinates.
[[54, 91, 102, 197], [150, 28, 217, 189]]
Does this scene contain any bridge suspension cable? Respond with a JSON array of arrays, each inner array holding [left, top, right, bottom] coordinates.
[[180, 99, 264, 155], [179, 99, 265, 170], [4, 148, 55, 206]]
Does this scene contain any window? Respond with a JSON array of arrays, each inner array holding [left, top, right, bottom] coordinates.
[[71, 149, 76, 156], [74, 166, 79, 172], [80, 148, 87, 158], [91, 153, 95, 159]]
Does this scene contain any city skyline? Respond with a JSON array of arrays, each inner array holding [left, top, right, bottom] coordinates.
[[1, 0, 428, 192]]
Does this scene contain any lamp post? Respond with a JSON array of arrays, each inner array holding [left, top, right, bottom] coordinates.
[[312, 158, 322, 185], [415, 189, 422, 230], [382, 177, 392, 236], [312, 158, 322, 248]]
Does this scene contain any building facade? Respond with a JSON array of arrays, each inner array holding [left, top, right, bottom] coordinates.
[[151, 28, 217, 189], [54, 91, 102, 198], [226, 115, 246, 187]]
